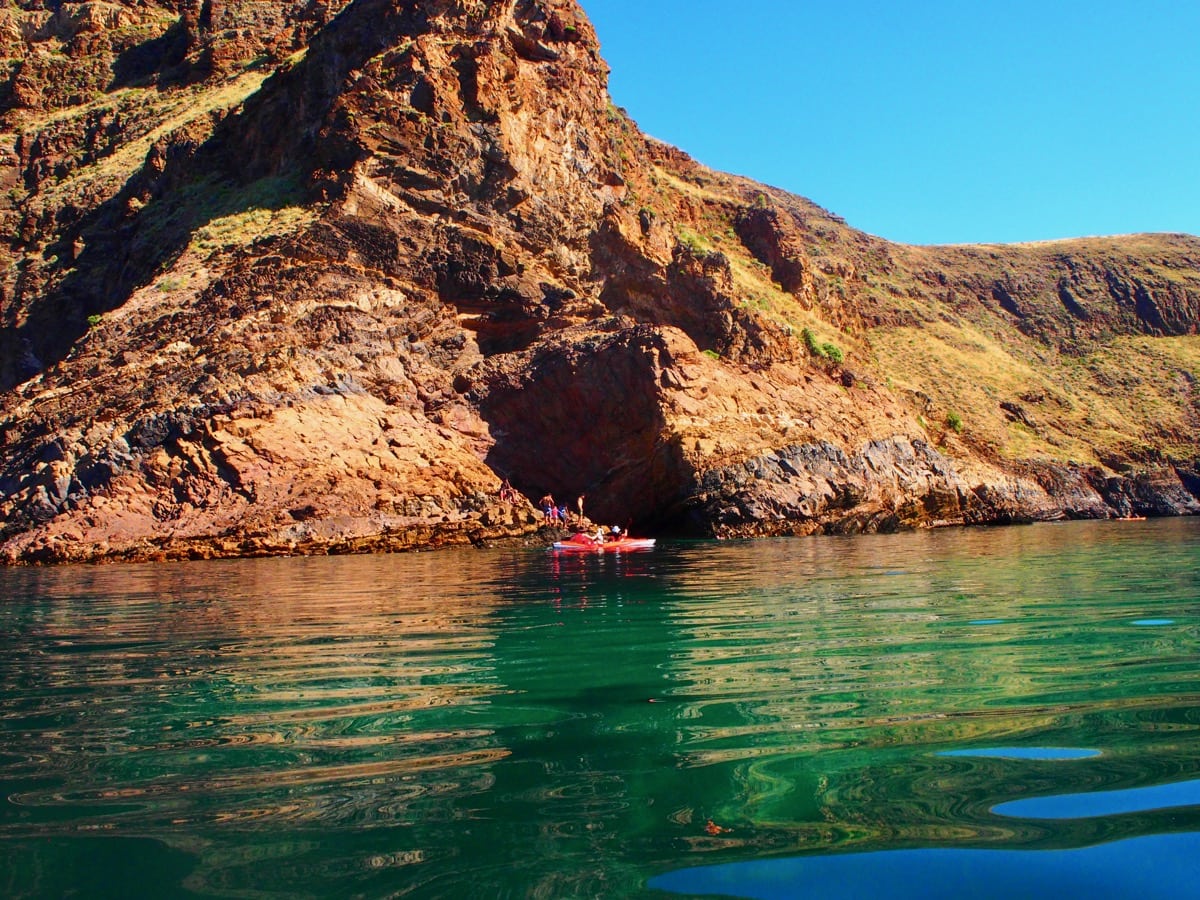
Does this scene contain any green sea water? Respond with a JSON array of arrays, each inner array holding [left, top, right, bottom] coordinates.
[[1, 518, 1198, 898]]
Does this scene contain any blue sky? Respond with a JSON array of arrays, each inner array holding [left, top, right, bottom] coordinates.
[[584, 1, 1200, 245]]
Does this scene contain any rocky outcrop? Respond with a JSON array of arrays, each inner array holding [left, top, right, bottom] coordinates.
[[0, 0, 1197, 563], [1, 1, 350, 112]]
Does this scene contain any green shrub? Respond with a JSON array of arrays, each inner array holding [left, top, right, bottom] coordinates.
[[678, 229, 711, 257], [702, 348, 721, 360], [821, 342, 844, 364], [946, 411, 964, 433], [801, 328, 844, 365]]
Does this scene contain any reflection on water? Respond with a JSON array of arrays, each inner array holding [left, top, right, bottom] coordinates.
[[650, 832, 1200, 899], [994, 777, 1200, 820], [0, 519, 1198, 897], [939, 748, 1101, 760]]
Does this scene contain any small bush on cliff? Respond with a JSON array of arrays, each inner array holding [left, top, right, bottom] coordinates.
[[946, 411, 964, 433], [801, 328, 844, 366], [677, 228, 712, 257]]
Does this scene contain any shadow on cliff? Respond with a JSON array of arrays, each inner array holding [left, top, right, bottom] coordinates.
[[1, 161, 321, 391], [477, 325, 693, 531], [0, 0, 418, 390], [109, 15, 197, 90]]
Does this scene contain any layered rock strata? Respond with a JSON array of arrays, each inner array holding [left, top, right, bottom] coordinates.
[[0, 0, 1197, 563]]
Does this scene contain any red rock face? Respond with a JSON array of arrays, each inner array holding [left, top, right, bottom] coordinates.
[[0, 0, 1197, 563]]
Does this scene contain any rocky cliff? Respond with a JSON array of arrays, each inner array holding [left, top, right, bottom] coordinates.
[[1, 0, 1197, 563]]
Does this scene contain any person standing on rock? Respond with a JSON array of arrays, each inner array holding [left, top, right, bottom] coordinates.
[[540, 493, 556, 521], [577, 494, 585, 523]]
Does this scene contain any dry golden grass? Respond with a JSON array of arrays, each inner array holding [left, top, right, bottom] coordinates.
[[1076, 336, 1200, 457], [189, 203, 316, 256], [653, 165, 742, 207], [871, 320, 1200, 464], [31, 68, 273, 212], [650, 146, 1199, 470], [103, 70, 268, 172]]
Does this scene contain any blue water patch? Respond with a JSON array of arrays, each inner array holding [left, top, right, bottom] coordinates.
[[968, 618, 1005, 625], [938, 747, 1100, 761], [1132, 618, 1175, 626], [994, 777, 1200, 819], [648, 832, 1200, 899]]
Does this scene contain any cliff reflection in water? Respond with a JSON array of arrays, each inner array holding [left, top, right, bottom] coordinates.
[[651, 523, 1200, 853], [1, 519, 1198, 898], [1, 552, 517, 833]]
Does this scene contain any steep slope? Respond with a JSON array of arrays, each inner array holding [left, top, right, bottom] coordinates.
[[0, 0, 1197, 563]]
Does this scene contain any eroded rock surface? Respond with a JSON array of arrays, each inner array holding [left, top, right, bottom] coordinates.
[[1, 0, 1197, 563]]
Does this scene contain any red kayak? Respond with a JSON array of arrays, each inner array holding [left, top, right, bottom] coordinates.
[[551, 533, 656, 552]]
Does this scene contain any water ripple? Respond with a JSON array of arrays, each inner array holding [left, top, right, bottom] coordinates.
[[1, 521, 1199, 897]]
